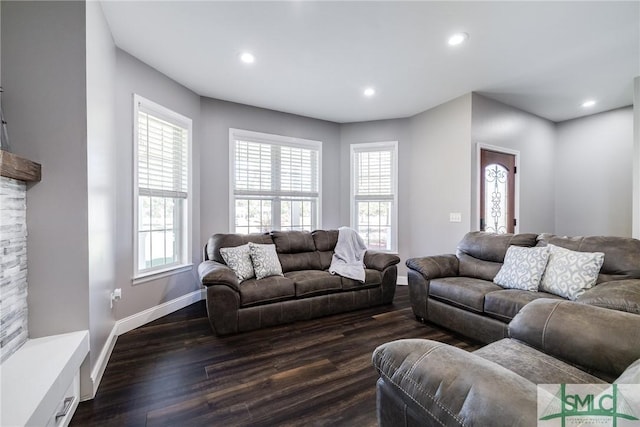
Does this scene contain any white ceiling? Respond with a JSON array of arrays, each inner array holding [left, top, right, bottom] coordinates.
[[101, 1, 640, 124]]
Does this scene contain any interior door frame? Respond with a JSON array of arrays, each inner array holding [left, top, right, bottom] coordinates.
[[476, 143, 521, 234]]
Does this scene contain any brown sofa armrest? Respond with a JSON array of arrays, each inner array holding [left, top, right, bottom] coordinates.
[[577, 279, 640, 314], [364, 251, 400, 271], [373, 339, 537, 426], [198, 260, 240, 292], [406, 254, 459, 279], [509, 299, 640, 379]]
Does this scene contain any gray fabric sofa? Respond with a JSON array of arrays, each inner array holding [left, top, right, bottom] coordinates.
[[406, 231, 640, 343], [373, 298, 640, 427], [198, 229, 400, 335]]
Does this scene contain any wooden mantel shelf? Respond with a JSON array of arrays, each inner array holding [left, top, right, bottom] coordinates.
[[0, 149, 41, 182]]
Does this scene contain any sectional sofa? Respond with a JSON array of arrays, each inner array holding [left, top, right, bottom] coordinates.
[[198, 229, 400, 335], [406, 231, 640, 343]]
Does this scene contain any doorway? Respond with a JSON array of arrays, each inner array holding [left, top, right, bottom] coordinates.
[[479, 147, 518, 234]]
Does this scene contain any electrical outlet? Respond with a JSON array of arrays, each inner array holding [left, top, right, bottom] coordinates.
[[449, 212, 462, 223]]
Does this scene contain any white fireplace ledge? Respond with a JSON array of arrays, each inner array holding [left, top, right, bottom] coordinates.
[[1, 330, 89, 427]]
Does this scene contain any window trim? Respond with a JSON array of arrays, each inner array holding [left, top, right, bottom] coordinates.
[[350, 141, 398, 252], [228, 128, 322, 233], [132, 94, 193, 282]]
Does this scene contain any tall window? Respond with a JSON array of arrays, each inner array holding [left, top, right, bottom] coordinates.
[[230, 129, 321, 234], [134, 95, 192, 279], [351, 141, 398, 251]]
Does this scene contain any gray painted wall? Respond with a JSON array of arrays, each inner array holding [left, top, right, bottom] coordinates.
[[555, 107, 633, 237], [407, 94, 473, 257], [113, 49, 202, 319], [471, 93, 557, 233], [86, 1, 117, 379], [2, 0, 92, 393], [3, 1, 90, 338], [199, 97, 341, 246]]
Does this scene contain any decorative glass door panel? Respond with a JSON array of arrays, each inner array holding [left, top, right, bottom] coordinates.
[[480, 149, 516, 234]]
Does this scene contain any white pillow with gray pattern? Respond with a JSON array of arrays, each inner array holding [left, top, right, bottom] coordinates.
[[494, 245, 550, 291], [539, 244, 604, 300], [248, 242, 283, 280], [220, 244, 255, 282]]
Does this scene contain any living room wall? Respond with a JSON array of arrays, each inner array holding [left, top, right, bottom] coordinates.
[[199, 97, 342, 245], [555, 107, 633, 237], [471, 93, 557, 234], [113, 49, 202, 319]]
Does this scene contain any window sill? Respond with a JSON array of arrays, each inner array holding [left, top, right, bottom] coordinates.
[[132, 264, 194, 285]]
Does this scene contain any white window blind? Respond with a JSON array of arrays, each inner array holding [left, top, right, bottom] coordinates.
[[351, 142, 398, 251], [137, 110, 188, 199], [230, 129, 321, 233], [134, 95, 192, 280]]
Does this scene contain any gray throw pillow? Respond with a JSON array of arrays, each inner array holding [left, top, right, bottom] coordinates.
[[494, 245, 550, 291], [248, 242, 283, 280], [220, 244, 255, 282], [539, 244, 604, 300]]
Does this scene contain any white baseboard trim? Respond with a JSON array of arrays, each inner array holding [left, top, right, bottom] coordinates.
[[86, 288, 206, 400], [115, 289, 206, 336], [87, 325, 118, 400], [396, 275, 408, 285]]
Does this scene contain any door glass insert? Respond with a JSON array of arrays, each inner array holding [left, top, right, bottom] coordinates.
[[484, 163, 508, 233]]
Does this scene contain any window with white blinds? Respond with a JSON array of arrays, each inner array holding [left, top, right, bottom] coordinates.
[[230, 129, 321, 234], [134, 95, 192, 279], [351, 141, 398, 251]]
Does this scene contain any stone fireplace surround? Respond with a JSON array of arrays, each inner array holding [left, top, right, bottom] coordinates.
[[1, 150, 89, 426], [0, 149, 40, 362]]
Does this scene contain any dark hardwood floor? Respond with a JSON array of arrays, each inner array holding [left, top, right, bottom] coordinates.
[[72, 286, 480, 426]]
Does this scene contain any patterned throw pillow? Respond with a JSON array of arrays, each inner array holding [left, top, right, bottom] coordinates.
[[494, 246, 550, 291], [539, 244, 605, 300], [248, 242, 283, 280], [220, 244, 255, 282]]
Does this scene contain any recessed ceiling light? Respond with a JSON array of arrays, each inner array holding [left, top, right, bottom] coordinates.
[[448, 32, 469, 46], [364, 87, 375, 97], [240, 52, 255, 64], [581, 99, 596, 108]]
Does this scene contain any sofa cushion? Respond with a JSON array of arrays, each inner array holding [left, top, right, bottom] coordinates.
[[577, 280, 640, 314], [456, 232, 538, 281], [277, 252, 323, 273], [285, 270, 343, 297], [474, 339, 605, 385], [312, 230, 339, 270], [484, 290, 563, 323], [539, 244, 604, 300], [457, 231, 539, 264], [341, 269, 382, 290], [272, 230, 316, 253], [238, 275, 295, 307], [537, 234, 640, 283], [312, 229, 338, 251], [493, 245, 550, 291], [429, 277, 502, 314]]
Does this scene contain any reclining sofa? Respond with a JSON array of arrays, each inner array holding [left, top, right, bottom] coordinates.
[[406, 231, 640, 343], [373, 298, 640, 426], [198, 229, 400, 335]]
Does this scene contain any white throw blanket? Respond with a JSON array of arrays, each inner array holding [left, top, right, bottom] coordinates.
[[329, 226, 367, 282]]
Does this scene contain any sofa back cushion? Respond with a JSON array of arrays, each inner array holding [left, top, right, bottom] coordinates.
[[509, 299, 640, 380], [312, 229, 339, 270], [207, 233, 273, 263], [537, 234, 640, 283], [456, 232, 538, 281], [272, 230, 322, 273]]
